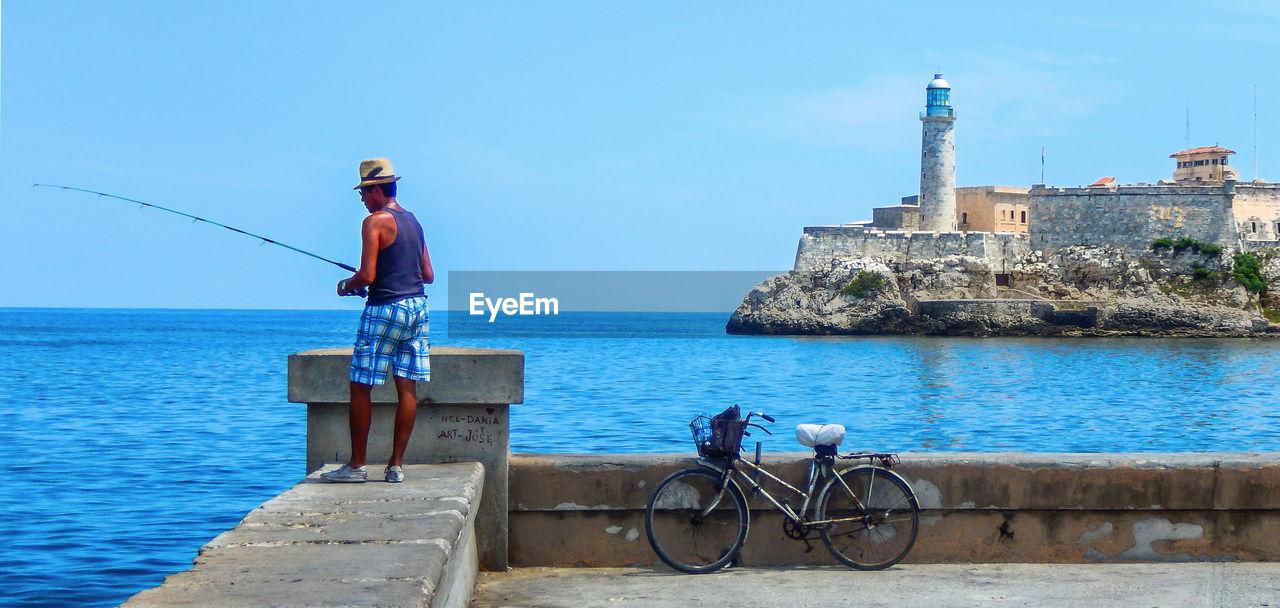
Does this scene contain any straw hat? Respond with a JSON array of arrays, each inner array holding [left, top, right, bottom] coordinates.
[[354, 158, 402, 189]]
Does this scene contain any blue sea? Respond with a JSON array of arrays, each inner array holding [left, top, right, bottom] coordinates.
[[3, 308, 1279, 606]]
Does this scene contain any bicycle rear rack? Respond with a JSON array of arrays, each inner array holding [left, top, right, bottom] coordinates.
[[838, 452, 901, 468]]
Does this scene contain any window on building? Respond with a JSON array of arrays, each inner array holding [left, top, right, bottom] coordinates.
[[1275, 221, 1280, 235], [961, 212, 968, 224], [1212, 159, 1218, 165], [1194, 160, 1206, 166], [1021, 210, 1027, 223], [1251, 222, 1258, 233], [1222, 157, 1229, 165], [995, 273, 1011, 287]]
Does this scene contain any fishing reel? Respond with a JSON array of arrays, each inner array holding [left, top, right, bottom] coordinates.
[[338, 280, 368, 298]]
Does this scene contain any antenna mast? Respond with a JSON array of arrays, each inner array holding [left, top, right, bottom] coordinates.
[[1185, 100, 1191, 150]]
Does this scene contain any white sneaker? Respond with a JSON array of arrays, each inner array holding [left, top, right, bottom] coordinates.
[[385, 466, 404, 483], [320, 464, 367, 483]]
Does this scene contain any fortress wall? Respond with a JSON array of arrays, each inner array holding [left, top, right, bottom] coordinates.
[[1029, 184, 1237, 254], [1233, 184, 1280, 244], [794, 227, 1030, 271], [977, 232, 1033, 271]]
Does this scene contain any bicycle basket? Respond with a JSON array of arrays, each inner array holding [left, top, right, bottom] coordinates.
[[689, 405, 746, 459]]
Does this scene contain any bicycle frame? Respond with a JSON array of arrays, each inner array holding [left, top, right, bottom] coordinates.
[[704, 454, 873, 528]]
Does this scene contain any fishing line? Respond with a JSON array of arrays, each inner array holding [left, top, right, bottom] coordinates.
[[34, 183, 358, 273]]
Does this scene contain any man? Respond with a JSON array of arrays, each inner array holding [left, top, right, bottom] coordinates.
[[321, 158, 434, 483]]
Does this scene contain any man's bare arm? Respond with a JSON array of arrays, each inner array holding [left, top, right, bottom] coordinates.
[[421, 242, 434, 284], [338, 213, 390, 295]]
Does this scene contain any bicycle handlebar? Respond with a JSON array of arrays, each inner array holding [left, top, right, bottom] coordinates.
[[742, 411, 775, 438]]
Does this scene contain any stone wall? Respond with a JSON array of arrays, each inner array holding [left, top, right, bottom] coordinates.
[[1029, 183, 1237, 254], [1233, 183, 1280, 245], [508, 453, 1280, 567], [794, 227, 1031, 272]]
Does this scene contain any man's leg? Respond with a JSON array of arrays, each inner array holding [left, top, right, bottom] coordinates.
[[388, 375, 418, 467], [348, 381, 374, 468]]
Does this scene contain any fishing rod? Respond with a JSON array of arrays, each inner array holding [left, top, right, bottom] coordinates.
[[34, 184, 366, 294]]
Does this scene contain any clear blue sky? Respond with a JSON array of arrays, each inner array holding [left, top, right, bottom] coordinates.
[[3, 1, 1277, 310]]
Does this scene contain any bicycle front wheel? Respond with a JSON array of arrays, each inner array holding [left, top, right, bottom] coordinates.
[[644, 467, 749, 574], [816, 466, 920, 570]]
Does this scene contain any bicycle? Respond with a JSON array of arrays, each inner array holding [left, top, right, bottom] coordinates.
[[644, 405, 921, 574]]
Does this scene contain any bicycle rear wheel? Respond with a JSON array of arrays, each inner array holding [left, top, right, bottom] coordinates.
[[816, 466, 919, 570], [644, 467, 749, 573]]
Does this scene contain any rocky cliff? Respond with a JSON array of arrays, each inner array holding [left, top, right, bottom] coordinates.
[[727, 246, 1280, 337]]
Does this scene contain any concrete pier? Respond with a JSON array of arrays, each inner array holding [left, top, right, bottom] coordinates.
[[471, 563, 1280, 608], [121, 462, 483, 608], [288, 346, 523, 570]]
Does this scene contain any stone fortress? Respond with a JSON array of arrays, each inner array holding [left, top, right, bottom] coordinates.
[[730, 74, 1280, 336]]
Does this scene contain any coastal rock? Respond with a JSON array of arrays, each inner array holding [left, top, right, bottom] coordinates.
[[726, 265, 916, 335], [728, 245, 1280, 337]]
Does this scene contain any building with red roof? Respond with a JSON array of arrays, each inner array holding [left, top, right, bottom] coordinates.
[[1170, 146, 1238, 182]]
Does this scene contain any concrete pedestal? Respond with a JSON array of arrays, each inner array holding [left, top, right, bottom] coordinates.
[[288, 346, 523, 570]]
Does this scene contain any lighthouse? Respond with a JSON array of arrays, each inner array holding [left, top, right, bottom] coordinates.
[[918, 74, 957, 232]]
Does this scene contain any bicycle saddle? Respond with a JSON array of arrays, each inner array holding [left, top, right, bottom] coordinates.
[[796, 423, 845, 448]]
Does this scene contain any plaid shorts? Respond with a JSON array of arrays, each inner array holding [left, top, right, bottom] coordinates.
[[350, 296, 430, 385]]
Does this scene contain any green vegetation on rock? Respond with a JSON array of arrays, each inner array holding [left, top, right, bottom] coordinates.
[[1233, 253, 1266, 294], [1150, 237, 1222, 255], [841, 270, 890, 298], [1264, 307, 1280, 324]]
